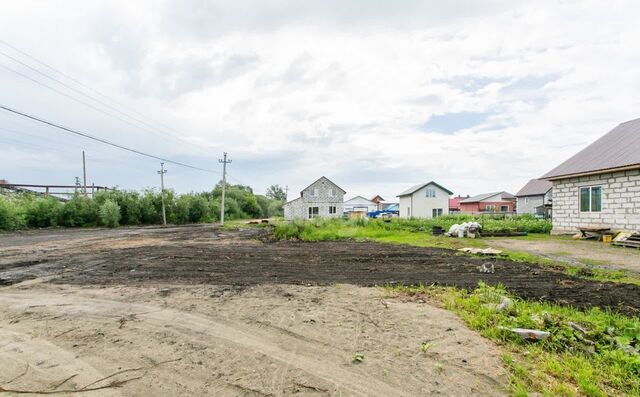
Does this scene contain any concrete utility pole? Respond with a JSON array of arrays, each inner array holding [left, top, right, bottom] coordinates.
[[218, 152, 232, 226], [285, 185, 289, 201], [82, 151, 87, 197], [157, 162, 167, 225], [74, 177, 80, 194]]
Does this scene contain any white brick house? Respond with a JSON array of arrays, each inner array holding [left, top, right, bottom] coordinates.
[[283, 176, 345, 220], [397, 181, 453, 218], [541, 118, 640, 234]]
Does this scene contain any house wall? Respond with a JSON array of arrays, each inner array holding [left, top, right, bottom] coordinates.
[[460, 201, 515, 213], [343, 197, 377, 213], [399, 185, 450, 218], [283, 177, 344, 220], [551, 169, 640, 234], [517, 195, 544, 214]]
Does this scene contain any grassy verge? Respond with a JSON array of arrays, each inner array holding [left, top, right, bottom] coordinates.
[[385, 283, 640, 397], [273, 218, 640, 285]]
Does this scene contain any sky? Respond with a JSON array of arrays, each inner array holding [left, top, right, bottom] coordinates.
[[1, 1, 640, 202]]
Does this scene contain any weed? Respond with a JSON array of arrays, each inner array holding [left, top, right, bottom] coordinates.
[[352, 353, 365, 363], [420, 341, 434, 353]]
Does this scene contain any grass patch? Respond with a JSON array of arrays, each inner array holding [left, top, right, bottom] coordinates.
[[273, 218, 640, 285], [385, 283, 640, 396]]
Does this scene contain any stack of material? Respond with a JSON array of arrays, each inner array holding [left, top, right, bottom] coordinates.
[[613, 233, 640, 249]]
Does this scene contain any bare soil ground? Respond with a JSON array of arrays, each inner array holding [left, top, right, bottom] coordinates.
[[1, 225, 639, 396], [489, 237, 640, 274]]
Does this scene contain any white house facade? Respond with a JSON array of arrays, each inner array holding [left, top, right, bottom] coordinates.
[[343, 196, 377, 214], [283, 176, 345, 220], [397, 181, 453, 218], [541, 118, 640, 234]]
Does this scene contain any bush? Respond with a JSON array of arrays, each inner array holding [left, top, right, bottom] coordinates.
[[0, 196, 25, 230], [99, 199, 121, 227], [23, 196, 62, 228]]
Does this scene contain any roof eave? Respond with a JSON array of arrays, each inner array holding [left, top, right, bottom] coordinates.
[[543, 164, 640, 181]]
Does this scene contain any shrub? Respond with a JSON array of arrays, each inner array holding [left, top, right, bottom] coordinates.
[[23, 196, 62, 228], [99, 199, 121, 227], [0, 196, 25, 230]]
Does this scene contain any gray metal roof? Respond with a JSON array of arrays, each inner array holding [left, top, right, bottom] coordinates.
[[460, 191, 515, 203], [515, 179, 553, 197], [397, 181, 453, 197], [541, 118, 640, 180]]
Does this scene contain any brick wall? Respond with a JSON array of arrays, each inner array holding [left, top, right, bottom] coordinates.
[[283, 177, 344, 220], [551, 168, 640, 234]]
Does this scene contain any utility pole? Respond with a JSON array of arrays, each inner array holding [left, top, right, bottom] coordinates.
[[285, 185, 289, 201], [82, 151, 87, 197], [74, 176, 80, 194], [157, 162, 167, 225], [218, 152, 232, 226]]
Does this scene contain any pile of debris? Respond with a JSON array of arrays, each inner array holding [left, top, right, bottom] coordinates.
[[445, 222, 482, 238], [613, 232, 640, 249]]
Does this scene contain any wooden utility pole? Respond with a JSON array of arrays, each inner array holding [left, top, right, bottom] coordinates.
[[82, 151, 87, 196], [157, 162, 167, 225], [218, 152, 232, 226]]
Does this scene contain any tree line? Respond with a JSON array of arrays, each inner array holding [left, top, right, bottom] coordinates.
[[0, 183, 286, 230]]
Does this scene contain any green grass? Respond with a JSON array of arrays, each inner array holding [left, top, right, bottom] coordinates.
[[385, 283, 640, 396], [273, 218, 640, 285]]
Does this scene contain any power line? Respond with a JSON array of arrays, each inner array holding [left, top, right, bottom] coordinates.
[[0, 104, 220, 174], [0, 61, 206, 153], [0, 39, 202, 149]]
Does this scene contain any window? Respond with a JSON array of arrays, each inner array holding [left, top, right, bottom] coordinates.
[[313, 188, 319, 197], [580, 186, 602, 212], [425, 188, 436, 198], [485, 205, 496, 212], [500, 205, 509, 212], [524, 197, 529, 204], [328, 188, 335, 197], [432, 208, 443, 217], [329, 206, 336, 214], [308, 206, 319, 218]]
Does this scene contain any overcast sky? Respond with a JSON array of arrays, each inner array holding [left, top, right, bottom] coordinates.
[[1, 1, 639, 201]]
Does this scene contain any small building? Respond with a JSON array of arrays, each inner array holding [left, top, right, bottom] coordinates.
[[516, 179, 553, 217], [448, 195, 469, 213], [371, 195, 386, 210], [283, 176, 345, 220], [343, 196, 377, 214], [459, 192, 516, 214], [541, 118, 640, 234], [397, 181, 453, 218]]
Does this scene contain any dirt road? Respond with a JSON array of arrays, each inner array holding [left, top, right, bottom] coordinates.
[[0, 225, 638, 395]]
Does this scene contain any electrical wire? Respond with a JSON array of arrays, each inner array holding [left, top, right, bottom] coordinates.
[[0, 104, 220, 174]]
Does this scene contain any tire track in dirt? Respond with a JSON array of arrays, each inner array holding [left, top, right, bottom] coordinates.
[[0, 286, 507, 396]]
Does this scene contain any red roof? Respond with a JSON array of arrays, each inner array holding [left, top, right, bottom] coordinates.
[[448, 195, 467, 210]]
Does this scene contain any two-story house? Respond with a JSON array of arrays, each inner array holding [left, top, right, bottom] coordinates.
[[397, 181, 453, 218], [283, 176, 345, 220]]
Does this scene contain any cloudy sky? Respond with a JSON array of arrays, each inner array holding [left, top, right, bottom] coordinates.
[[1, 1, 639, 201]]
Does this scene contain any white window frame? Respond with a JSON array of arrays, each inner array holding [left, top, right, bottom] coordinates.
[[500, 205, 509, 212], [485, 204, 496, 212], [579, 185, 602, 213], [432, 208, 443, 217], [425, 188, 436, 198], [308, 206, 319, 218], [312, 188, 320, 197], [329, 206, 336, 214], [328, 188, 335, 198]]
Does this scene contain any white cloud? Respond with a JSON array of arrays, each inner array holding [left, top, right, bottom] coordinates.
[[1, 0, 639, 200]]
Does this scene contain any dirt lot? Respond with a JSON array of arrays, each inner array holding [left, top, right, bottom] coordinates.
[[489, 237, 640, 274], [1, 225, 639, 396]]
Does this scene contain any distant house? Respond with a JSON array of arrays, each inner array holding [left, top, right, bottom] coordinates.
[[397, 181, 453, 218], [283, 176, 345, 220], [516, 179, 553, 217], [344, 196, 377, 214], [448, 195, 469, 213], [459, 192, 516, 214], [371, 195, 385, 210], [541, 118, 640, 234]]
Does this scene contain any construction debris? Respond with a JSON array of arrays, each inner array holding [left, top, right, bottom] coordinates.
[[479, 262, 495, 273], [499, 327, 550, 341], [613, 232, 640, 249], [458, 247, 503, 256], [446, 222, 482, 238]]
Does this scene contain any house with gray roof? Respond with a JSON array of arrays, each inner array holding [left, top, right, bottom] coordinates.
[[516, 179, 553, 217], [397, 181, 453, 218], [541, 118, 640, 234], [283, 176, 345, 220]]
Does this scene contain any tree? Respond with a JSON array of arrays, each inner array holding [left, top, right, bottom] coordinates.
[[266, 184, 287, 201]]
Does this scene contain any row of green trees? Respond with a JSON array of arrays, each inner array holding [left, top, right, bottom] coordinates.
[[0, 183, 285, 230]]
